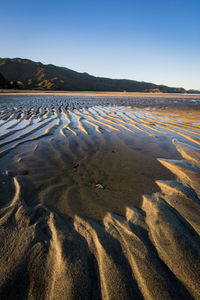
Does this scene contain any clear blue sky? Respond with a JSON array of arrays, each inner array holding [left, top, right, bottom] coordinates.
[[1, 0, 200, 90]]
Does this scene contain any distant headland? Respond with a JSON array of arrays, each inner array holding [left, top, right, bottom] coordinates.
[[0, 57, 199, 94]]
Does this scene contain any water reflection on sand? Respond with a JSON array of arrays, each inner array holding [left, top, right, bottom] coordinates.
[[0, 95, 200, 299]]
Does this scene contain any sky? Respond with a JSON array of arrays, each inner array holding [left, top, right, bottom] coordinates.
[[1, 0, 200, 90]]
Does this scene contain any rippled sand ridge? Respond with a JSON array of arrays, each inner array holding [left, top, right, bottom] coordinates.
[[0, 94, 200, 299]]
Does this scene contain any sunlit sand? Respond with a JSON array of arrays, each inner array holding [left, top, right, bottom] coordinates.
[[0, 94, 200, 299]]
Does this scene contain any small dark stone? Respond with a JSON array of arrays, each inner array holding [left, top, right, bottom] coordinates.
[[73, 164, 79, 169]]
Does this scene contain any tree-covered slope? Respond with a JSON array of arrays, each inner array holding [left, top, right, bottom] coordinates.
[[0, 58, 187, 93]]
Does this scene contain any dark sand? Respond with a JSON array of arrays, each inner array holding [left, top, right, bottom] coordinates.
[[0, 94, 200, 299]]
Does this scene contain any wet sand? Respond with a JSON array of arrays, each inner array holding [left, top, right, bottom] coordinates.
[[0, 94, 200, 299], [1, 90, 200, 99]]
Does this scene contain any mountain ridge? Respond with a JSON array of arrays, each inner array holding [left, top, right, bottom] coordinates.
[[0, 57, 194, 93]]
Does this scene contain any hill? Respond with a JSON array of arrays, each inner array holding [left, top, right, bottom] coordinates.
[[187, 89, 200, 94], [0, 73, 11, 89], [0, 57, 187, 93]]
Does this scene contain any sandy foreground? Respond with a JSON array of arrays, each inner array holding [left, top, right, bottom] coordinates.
[[0, 94, 200, 299]]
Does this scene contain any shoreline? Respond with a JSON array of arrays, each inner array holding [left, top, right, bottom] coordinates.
[[1, 89, 200, 98]]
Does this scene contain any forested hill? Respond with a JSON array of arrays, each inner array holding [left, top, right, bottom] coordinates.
[[0, 73, 11, 89], [0, 57, 187, 93]]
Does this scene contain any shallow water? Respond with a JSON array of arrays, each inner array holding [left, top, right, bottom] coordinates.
[[0, 95, 200, 299]]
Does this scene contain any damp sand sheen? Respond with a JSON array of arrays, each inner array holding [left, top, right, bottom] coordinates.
[[0, 93, 200, 299]]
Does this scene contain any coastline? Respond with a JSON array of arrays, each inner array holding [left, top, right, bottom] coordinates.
[[1, 89, 200, 98]]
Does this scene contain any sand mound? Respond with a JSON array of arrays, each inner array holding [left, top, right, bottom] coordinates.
[[0, 139, 199, 299]]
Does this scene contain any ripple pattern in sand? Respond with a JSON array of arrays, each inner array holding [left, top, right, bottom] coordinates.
[[0, 139, 200, 299], [0, 96, 200, 299], [0, 97, 200, 158]]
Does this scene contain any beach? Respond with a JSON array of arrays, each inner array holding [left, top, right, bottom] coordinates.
[[0, 93, 200, 299]]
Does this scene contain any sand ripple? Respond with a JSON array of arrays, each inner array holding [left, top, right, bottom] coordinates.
[[0, 96, 200, 158], [0, 96, 200, 299], [0, 141, 200, 298]]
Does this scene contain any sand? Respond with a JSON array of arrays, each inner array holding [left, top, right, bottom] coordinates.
[[0, 94, 200, 299], [1, 90, 200, 99]]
